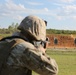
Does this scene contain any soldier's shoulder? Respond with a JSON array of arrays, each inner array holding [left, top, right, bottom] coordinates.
[[14, 38, 35, 49]]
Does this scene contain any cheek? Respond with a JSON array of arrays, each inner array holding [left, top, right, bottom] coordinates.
[[39, 46, 46, 53], [46, 43, 48, 47]]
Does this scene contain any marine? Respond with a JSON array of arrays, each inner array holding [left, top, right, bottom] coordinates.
[[0, 15, 58, 75]]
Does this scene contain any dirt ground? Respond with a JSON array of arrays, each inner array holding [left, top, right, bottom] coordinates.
[[0, 36, 3, 40], [47, 34, 76, 48]]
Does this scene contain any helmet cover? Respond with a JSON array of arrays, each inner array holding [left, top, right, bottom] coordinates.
[[18, 15, 46, 41]]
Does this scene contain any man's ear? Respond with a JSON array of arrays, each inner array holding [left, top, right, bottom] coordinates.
[[44, 20, 47, 26]]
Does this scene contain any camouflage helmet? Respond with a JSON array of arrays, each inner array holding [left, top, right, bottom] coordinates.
[[18, 15, 47, 41]]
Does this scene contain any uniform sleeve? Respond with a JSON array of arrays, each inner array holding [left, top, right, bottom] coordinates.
[[7, 41, 58, 75]]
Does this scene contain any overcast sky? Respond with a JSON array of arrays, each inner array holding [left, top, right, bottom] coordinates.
[[0, 0, 76, 30]]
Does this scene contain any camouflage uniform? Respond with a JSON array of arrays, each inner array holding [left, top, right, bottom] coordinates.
[[0, 15, 58, 75]]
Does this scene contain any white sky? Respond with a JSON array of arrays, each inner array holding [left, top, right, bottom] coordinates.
[[0, 0, 76, 30]]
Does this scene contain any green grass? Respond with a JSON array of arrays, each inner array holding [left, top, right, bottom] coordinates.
[[33, 49, 76, 75], [0, 34, 76, 75], [0, 34, 11, 37]]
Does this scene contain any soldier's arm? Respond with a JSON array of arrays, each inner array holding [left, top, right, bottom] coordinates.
[[21, 42, 58, 75], [7, 41, 58, 75]]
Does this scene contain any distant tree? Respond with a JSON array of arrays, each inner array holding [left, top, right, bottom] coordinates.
[[14, 23, 19, 31], [8, 22, 19, 33]]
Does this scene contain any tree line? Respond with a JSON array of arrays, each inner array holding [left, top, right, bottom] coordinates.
[[0, 23, 76, 34], [0, 23, 19, 34], [46, 29, 76, 34]]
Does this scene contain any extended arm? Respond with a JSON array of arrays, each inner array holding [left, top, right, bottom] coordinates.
[[7, 41, 58, 75]]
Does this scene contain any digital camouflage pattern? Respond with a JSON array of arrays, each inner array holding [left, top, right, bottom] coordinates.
[[0, 15, 58, 75], [18, 15, 46, 41], [0, 38, 58, 75]]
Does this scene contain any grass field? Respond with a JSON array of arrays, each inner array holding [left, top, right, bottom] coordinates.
[[33, 49, 76, 75], [0, 34, 11, 37], [0, 34, 76, 75]]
